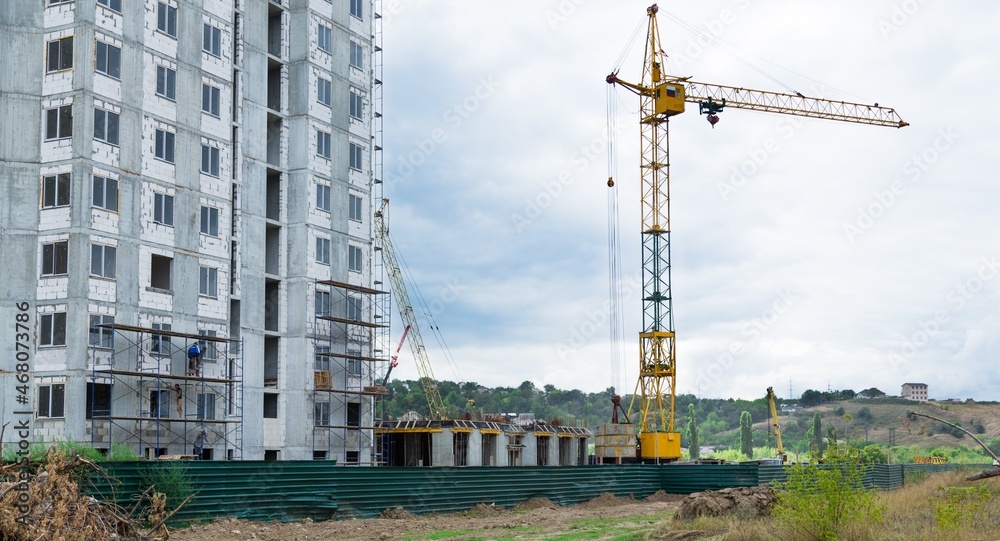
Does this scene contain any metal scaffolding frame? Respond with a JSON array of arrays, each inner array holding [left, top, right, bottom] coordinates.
[[311, 280, 388, 464], [370, 0, 391, 465], [89, 323, 244, 460]]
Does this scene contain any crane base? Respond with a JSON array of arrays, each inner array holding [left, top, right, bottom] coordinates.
[[639, 431, 681, 461]]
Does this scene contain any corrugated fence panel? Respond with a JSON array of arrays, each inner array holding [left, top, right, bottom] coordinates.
[[757, 465, 788, 485], [751, 464, 903, 490], [85, 461, 909, 524], [659, 464, 759, 493], [86, 463, 667, 523], [330, 465, 663, 519], [864, 464, 903, 490], [902, 463, 993, 475]]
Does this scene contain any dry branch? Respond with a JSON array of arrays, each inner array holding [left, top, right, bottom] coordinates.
[[1, 449, 180, 541], [906, 410, 1000, 481]]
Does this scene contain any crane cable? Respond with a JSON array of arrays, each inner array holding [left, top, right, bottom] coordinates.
[[606, 15, 643, 396], [612, 13, 647, 75], [391, 231, 466, 385], [659, 10, 875, 104], [659, 11, 796, 94], [604, 10, 648, 397], [664, 11, 871, 103]]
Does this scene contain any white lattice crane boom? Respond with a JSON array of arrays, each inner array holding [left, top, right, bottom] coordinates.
[[374, 199, 447, 420]]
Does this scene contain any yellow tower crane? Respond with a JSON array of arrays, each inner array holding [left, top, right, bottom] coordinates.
[[605, 4, 906, 462], [374, 199, 448, 420]]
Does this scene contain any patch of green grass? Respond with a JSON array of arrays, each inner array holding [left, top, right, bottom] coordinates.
[[547, 515, 665, 541], [424, 529, 479, 540]]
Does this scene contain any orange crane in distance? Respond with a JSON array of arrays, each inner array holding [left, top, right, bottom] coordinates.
[[380, 324, 410, 399], [603, 3, 907, 463]]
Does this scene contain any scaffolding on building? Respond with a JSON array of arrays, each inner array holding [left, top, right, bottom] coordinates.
[[370, 0, 391, 466], [311, 280, 389, 464], [89, 324, 244, 460]]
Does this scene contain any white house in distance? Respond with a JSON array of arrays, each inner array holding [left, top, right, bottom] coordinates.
[[901, 383, 929, 402]]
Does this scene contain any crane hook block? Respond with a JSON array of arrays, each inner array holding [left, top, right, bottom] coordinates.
[[707, 114, 720, 128], [608, 177, 615, 187]]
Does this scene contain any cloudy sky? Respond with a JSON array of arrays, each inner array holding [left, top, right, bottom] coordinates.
[[377, 1, 1000, 401]]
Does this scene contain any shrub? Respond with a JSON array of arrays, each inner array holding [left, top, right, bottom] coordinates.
[[932, 485, 991, 530], [707, 448, 751, 463], [774, 448, 885, 541], [2, 442, 48, 463], [105, 443, 141, 462], [857, 444, 887, 464], [141, 462, 195, 513], [55, 440, 103, 462]]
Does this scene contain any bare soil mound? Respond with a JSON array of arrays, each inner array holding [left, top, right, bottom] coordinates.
[[513, 497, 558, 510], [580, 491, 636, 508], [645, 490, 687, 503], [378, 507, 415, 519], [467, 503, 507, 517], [674, 485, 776, 520]]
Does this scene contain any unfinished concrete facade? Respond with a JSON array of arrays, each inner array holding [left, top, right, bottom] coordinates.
[[0, 0, 382, 462], [381, 420, 591, 467]]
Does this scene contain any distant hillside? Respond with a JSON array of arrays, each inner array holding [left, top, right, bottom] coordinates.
[[383, 380, 1000, 459], [772, 398, 1000, 450]]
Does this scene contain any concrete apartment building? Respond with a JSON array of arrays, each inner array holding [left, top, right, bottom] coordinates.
[[901, 383, 929, 402], [0, 0, 386, 462]]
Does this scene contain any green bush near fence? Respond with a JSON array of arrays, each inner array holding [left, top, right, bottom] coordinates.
[[140, 461, 195, 513], [774, 449, 886, 541]]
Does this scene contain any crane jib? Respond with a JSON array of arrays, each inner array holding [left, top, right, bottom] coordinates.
[[680, 81, 908, 128]]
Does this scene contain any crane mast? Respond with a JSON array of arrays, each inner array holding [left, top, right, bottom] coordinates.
[[374, 199, 447, 420], [604, 4, 906, 463]]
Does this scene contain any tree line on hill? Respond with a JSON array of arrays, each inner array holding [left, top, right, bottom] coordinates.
[[383, 380, 998, 459]]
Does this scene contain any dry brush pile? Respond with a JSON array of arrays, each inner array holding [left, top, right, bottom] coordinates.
[[0, 450, 182, 541]]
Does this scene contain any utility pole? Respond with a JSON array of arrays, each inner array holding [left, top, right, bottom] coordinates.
[[887, 427, 896, 464]]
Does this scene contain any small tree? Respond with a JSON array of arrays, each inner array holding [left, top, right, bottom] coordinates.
[[775, 447, 885, 540], [812, 412, 824, 458], [688, 403, 700, 460], [740, 411, 753, 459]]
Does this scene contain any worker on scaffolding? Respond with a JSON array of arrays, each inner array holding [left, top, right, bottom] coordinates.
[[193, 429, 208, 459], [174, 383, 183, 417], [187, 341, 201, 376]]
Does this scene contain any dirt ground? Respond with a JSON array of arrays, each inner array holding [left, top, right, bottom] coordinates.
[[169, 492, 693, 541]]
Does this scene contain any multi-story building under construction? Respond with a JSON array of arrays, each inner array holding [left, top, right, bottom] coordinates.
[[0, 0, 387, 462]]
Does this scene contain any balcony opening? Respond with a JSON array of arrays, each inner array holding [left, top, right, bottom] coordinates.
[[264, 336, 278, 388], [264, 280, 279, 331]]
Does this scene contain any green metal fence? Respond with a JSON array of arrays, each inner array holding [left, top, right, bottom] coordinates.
[[758, 463, 903, 490], [84, 461, 908, 524], [902, 463, 993, 475]]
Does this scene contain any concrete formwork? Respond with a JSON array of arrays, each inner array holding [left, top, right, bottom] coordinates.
[[383, 420, 590, 467]]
